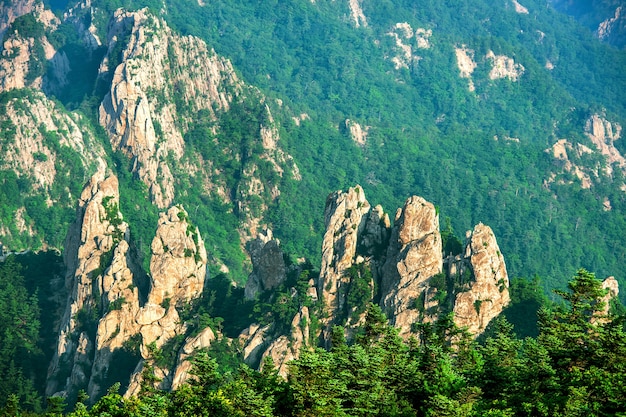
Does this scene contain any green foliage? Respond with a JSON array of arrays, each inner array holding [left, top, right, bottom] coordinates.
[[0, 257, 43, 411], [345, 264, 373, 322]]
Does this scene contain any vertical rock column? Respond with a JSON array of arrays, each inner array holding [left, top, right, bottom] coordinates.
[[452, 223, 510, 335], [380, 196, 443, 338]]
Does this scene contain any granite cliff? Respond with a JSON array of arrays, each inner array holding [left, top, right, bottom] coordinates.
[[46, 170, 209, 401]]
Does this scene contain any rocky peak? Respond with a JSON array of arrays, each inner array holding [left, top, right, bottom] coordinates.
[[452, 223, 510, 335], [98, 8, 240, 208], [584, 113, 624, 177], [0, 0, 38, 41], [316, 186, 510, 341], [380, 196, 443, 338], [244, 229, 287, 299], [0, 89, 105, 250], [48, 171, 210, 400], [148, 205, 207, 307], [318, 186, 372, 329], [47, 168, 131, 398], [0, 2, 66, 93]]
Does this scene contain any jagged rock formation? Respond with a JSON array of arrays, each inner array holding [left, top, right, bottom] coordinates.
[[544, 139, 594, 189], [46, 168, 132, 398], [170, 327, 216, 390], [584, 113, 624, 177], [98, 8, 237, 208], [455, 46, 477, 91], [244, 229, 287, 300], [47, 171, 208, 401], [0, 3, 69, 94], [345, 119, 369, 146], [0, 0, 38, 41], [380, 196, 443, 338], [452, 224, 510, 335], [97, 8, 298, 242], [550, 0, 626, 48], [318, 186, 377, 334], [544, 113, 624, 209], [486, 50, 524, 81], [239, 305, 311, 377], [317, 186, 510, 342], [386, 23, 431, 70], [0, 89, 105, 248]]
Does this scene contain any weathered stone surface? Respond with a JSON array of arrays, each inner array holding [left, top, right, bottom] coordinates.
[[584, 114, 624, 177], [47, 169, 130, 398], [453, 224, 510, 335], [318, 185, 371, 331], [595, 276, 620, 321], [486, 50, 524, 81], [98, 9, 240, 208], [148, 206, 207, 306], [244, 229, 287, 299], [48, 172, 210, 400], [0, 0, 37, 40], [380, 196, 442, 338], [260, 307, 310, 377], [171, 327, 216, 389]]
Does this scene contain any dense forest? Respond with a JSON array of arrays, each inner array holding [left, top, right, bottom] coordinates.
[[1, 267, 625, 416]]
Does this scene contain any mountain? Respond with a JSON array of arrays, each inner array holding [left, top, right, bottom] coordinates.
[[0, 0, 626, 410], [550, 0, 626, 48]]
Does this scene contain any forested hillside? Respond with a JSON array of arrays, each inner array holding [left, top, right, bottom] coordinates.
[[1, 0, 626, 413], [159, 0, 626, 294]]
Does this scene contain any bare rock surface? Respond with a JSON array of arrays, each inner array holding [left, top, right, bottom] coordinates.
[[453, 224, 510, 335], [380, 196, 443, 338], [245, 229, 287, 299]]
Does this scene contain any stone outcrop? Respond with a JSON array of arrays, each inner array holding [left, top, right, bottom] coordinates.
[[47, 172, 208, 401], [348, 0, 367, 28], [148, 206, 207, 307], [598, 276, 619, 319], [544, 139, 594, 189], [544, 114, 624, 203], [46, 168, 131, 398], [595, 6, 625, 47], [486, 50, 524, 81], [98, 9, 239, 207], [0, 89, 105, 249], [386, 23, 431, 70], [584, 114, 624, 177], [240, 306, 310, 377], [345, 119, 369, 146], [318, 186, 374, 332], [244, 229, 287, 299], [0, 3, 67, 93], [170, 327, 216, 389], [316, 186, 509, 342], [455, 46, 477, 91], [452, 224, 510, 335], [97, 8, 298, 243], [260, 306, 310, 377], [0, 0, 38, 41], [512, 0, 529, 14], [380, 196, 443, 338]]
